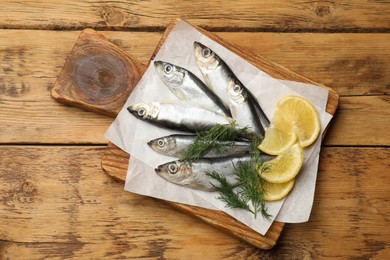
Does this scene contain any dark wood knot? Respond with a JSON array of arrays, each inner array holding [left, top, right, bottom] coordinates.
[[21, 181, 37, 196], [101, 7, 126, 26], [314, 4, 331, 17]]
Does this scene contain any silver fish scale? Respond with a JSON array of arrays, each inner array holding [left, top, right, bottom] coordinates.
[[228, 83, 265, 139], [148, 134, 252, 158], [157, 102, 232, 132], [155, 61, 230, 116], [202, 64, 232, 109], [181, 72, 228, 114]]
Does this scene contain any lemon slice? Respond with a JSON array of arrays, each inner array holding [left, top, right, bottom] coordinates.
[[262, 179, 295, 201], [258, 143, 303, 183], [258, 125, 296, 155], [273, 95, 320, 147]]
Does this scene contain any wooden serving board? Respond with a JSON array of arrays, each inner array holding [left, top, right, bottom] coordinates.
[[51, 19, 339, 250]]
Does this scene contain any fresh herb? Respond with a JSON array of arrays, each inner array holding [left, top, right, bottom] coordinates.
[[208, 135, 272, 220], [181, 122, 250, 163], [234, 161, 271, 220], [197, 122, 250, 141], [206, 171, 250, 211]]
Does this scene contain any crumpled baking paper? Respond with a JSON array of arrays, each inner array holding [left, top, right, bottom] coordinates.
[[105, 20, 332, 234]]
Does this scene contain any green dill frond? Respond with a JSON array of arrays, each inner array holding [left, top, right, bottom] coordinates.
[[206, 171, 250, 211], [249, 135, 263, 163], [208, 159, 272, 220], [259, 201, 272, 221], [235, 161, 268, 219], [182, 122, 272, 220], [181, 139, 211, 162], [199, 122, 250, 141], [181, 122, 250, 163]]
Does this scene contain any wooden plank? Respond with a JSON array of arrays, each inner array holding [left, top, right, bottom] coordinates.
[[1, 30, 389, 99], [1, 146, 389, 258], [0, 1, 389, 31], [324, 95, 390, 146], [1, 30, 389, 145], [0, 97, 388, 146], [1, 29, 389, 97]]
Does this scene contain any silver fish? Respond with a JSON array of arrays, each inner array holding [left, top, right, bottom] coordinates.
[[227, 80, 265, 138], [193, 41, 270, 134], [154, 61, 230, 116], [128, 101, 232, 132], [148, 134, 252, 158], [155, 154, 252, 191], [248, 91, 270, 129], [193, 41, 232, 108]]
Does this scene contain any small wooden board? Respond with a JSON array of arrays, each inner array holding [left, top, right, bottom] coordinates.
[[51, 19, 339, 249], [51, 28, 146, 117]]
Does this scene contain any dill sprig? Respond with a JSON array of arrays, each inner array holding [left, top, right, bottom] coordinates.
[[197, 122, 250, 141], [206, 171, 251, 212], [234, 161, 271, 220], [207, 135, 272, 220], [181, 122, 250, 163]]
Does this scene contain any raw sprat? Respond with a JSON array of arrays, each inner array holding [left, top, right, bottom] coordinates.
[[148, 134, 252, 158], [194, 41, 267, 138], [127, 40, 321, 218], [154, 60, 230, 116], [128, 101, 232, 132]]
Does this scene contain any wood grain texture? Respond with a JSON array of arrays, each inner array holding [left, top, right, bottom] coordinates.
[[51, 29, 146, 117], [1, 146, 389, 258], [0, 1, 389, 32], [324, 95, 390, 146], [0, 30, 389, 145], [2, 30, 389, 98]]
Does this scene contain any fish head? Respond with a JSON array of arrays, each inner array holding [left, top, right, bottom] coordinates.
[[127, 101, 159, 120], [155, 161, 193, 185], [147, 135, 176, 155], [193, 41, 219, 72], [154, 61, 185, 88], [227, 80, 246, 104]]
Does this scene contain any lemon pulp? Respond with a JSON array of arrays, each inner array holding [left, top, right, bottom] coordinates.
[[262, 179, 295, 201], [258, 143, 303, 184]]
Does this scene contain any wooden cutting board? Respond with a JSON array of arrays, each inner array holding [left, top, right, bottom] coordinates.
[[51, 19, 339, 249]]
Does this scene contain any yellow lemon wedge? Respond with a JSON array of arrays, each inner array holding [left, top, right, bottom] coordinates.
[[262, 179, 295, 201], [272, 95, 321, 147], [258, 143, 303, 183], [258, 125, 297, 155]]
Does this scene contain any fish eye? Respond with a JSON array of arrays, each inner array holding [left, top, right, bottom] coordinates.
[[157, 139, 165, 147], [168, 163, 178, 174], [138, 108, 146, 117], [202, 48, 211, 58], [164, 64, 173, 74], [233, 84, 242, 93]]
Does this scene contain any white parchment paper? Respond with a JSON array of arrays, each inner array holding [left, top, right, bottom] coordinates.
[[105, 20, 331, 234]]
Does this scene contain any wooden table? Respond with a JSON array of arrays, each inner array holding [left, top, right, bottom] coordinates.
[[1, 1, 389, 258]]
